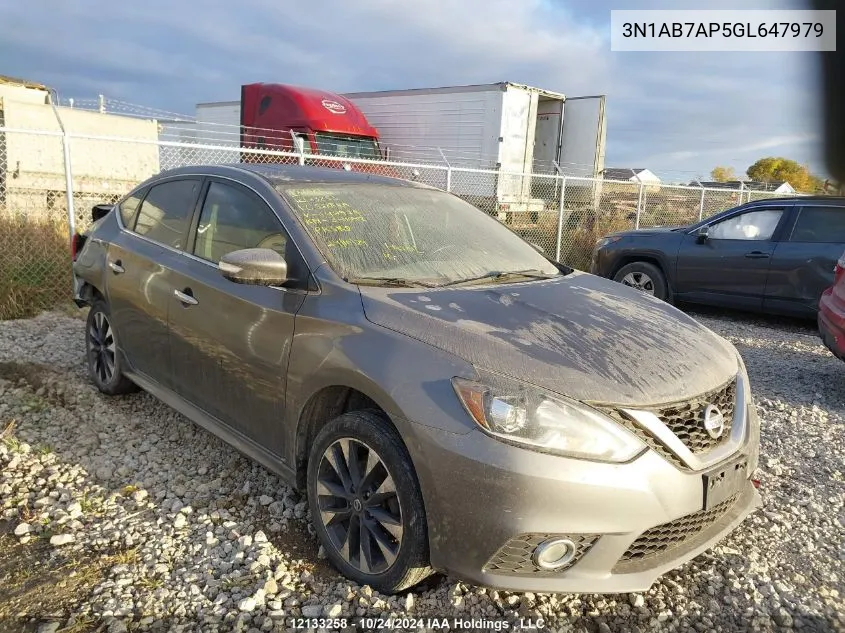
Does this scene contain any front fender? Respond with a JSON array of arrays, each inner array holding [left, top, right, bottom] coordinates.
[[285, 314, 477, 445]]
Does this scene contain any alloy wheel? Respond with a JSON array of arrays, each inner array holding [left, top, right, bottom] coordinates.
[[315, 438, 404, 575], [621, 271, 655, 294], [88, 311, 116, 384]]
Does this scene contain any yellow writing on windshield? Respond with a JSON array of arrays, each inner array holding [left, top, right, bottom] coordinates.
[[304, 210, 366, 225], [314, 225, 352, 234], [327, 238, 368, 248], [287, 189, 370, 243], [382, 243, 420, 260], [287, 189, 419, 259]]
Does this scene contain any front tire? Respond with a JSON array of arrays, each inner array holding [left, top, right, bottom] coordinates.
[[85, 299, 138, 395], [307, 410, 433, 594], [613, 261, 669, 301]]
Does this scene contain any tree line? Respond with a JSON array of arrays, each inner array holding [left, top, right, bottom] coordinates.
[[709, 157, 829, 193]]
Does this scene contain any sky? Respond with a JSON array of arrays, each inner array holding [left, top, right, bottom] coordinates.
[[0, 0, 825, 182]]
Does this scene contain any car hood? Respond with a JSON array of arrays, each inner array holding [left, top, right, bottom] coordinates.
[[610, 226, 687, 237], [359, 271, 738, 406]]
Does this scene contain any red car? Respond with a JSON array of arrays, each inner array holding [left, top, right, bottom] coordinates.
[[818, 249, 845, 360]]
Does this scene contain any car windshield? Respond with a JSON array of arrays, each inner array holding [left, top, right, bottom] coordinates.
[[278, 183, 561, 287], [313, 133, 380, 160]]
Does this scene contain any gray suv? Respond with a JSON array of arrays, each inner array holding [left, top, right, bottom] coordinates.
[[72, 164, 761, 594]]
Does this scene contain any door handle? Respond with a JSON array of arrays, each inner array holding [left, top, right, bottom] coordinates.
[[173, 288, 198, 306], [108, 260, 125, 274], [744, 251, 770, 259]]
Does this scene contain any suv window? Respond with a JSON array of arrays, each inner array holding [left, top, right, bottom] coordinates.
[[133, 180, 200, 250], [708, 208, 783, 241], [789, 206, 845, 243], [193, 181, 288, 263]]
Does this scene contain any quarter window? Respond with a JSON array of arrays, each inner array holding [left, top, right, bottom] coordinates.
[[708, 209, 783, 241], [133, 180, 200, 249], [118, 189, 146, 229], [193, 182, 289, 263], [789, 206, 845, 243]]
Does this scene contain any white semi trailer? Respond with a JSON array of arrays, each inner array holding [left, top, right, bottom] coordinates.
[[343, 82, 607, 216]]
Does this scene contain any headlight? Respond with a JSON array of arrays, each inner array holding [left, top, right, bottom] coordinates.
[[452, 373, 646, 463]]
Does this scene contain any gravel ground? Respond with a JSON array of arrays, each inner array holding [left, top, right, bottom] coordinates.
[[0, 307, 843, 633]]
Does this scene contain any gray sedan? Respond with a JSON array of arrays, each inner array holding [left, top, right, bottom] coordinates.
[[72, 164, 761, 594]]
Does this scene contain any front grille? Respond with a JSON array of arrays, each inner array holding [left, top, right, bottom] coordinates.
[[600, 378, 737, 468], [613, 495, 738, 573], [483, 533, 599, 576], [649, 380, 736, 453]]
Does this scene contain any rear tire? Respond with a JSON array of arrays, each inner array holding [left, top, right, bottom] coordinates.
[[85, 299, 138, 395], [307, 410, 433, 594], [613, 261, 669, 301]]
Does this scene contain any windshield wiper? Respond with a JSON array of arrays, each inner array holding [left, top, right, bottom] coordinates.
[[345, 276, 437, 288], [438, 269, 557, 288]]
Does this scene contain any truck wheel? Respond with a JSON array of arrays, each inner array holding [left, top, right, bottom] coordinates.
[[613, 262, 669, 301], [307, 410, 433, 594], [85, 299, 138, 395]]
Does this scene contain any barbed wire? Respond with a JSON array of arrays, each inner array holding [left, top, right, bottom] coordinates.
[[59, 97, 196, 123]]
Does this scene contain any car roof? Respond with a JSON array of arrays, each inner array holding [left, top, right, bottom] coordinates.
[[743, 195, 845, 206], [154, 163, 436, 190]]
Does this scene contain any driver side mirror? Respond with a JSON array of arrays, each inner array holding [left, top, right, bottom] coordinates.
[[219, 248, 288, 286], [696, 226, 710, 244]]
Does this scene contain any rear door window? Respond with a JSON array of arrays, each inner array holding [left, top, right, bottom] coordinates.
[[789, 206, 845, 243], [133, 179, 201, 250]]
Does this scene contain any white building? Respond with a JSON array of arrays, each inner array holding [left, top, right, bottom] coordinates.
[[602, 168, 661, 185]]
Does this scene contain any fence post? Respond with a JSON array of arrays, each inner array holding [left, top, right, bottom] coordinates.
[[50, 101, 76, 245], [61, 135, 75, 239], [290, 130, 305, 166], [438, 148, 452, 192], [698, 186, 706, 221], [555, 176, 567, 262], [635, 179, 644, 230]]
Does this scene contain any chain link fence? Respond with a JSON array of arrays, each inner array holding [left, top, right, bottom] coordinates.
[[0, 120, 795, 319]]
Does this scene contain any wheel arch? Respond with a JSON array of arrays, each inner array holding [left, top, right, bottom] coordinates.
[[294, 381, 401, 490]]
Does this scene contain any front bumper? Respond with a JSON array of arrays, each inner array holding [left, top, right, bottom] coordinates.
[[589, 246, 616, 278], [408, 388, 761, 593]]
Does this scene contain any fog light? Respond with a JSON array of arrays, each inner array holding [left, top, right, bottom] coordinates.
[[532, 538, 577, 570]]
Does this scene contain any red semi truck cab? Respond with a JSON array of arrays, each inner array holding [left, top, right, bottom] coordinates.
[[239, 83, 382, 160]]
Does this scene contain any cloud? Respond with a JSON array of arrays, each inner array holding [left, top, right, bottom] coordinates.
[[0, 0, 825, 178]]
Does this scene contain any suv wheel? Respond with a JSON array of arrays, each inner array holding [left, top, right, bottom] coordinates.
[[613, 261, 669, 301], [307, 410, 433, 594], [85, 299, 138, 395]]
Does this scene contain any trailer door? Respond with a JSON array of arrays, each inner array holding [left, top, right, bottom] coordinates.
[[559, 95, 607, 178], [498, 87, 537, 203]]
